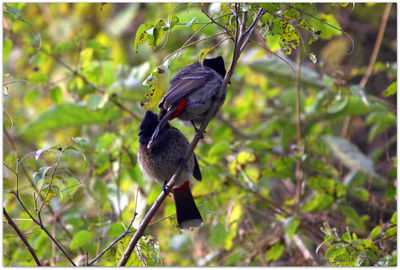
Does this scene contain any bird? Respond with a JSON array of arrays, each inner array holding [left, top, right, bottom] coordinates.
[[147, 56, 227, 149], [138, 110, 203, 230]]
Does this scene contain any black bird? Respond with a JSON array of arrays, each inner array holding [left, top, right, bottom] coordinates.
[[138, 111, 203, 230], [147, 56, 227, 149]]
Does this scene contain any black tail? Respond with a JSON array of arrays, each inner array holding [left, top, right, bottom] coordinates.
[[173, 187, 203, 230]]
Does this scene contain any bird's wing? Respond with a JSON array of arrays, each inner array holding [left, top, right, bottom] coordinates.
[[160, 70, 214, 109]]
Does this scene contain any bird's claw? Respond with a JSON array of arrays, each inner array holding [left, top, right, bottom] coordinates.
[[162, 182, 171, 195], [191, 121, 205, 139]]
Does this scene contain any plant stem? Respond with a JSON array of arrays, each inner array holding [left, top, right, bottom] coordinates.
[[3, 207, 42, 266]]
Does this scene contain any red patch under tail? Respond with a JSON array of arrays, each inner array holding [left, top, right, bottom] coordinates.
[[172, 180, 190, 193], [169, 98, 187, 120]]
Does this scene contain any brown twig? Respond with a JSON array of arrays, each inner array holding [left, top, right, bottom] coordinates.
[[10, 191, 77, 266], [359, 3, 392, 89], [40, 50, 140, 120], [201, 7, 234, 39], [87, 213, 137, 266], [117, 6, 266, 266], [4, 128, 76, 241], [294, 48, 303, 211], [3, 207, 42, 266]]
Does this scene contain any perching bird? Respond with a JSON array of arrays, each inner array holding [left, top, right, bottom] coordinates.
[[138, 110, 203, 230], [147, 56, 227, 149]]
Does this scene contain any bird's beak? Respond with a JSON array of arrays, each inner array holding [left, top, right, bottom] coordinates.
[[138, 130, 143, 136]]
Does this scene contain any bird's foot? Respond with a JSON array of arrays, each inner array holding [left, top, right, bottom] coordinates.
[[191, 121, 205, 139], [162, 181, 171, 195]]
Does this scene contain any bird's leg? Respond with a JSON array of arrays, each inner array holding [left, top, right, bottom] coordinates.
[[191, 121, 205, 139], [162, 181, 171, 196]]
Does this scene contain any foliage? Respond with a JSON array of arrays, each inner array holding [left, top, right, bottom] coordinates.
[[3, 2, 397, 267]]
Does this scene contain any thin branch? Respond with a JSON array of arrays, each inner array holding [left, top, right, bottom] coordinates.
[[201, 7, 233, 39], [252, 29, 296, 79], [161, 3, 187, 49], [359, 3, 392, 89], [294, 48, 303, 211], [289, 4, 354, 55], [88, 165, 142, 265], [3, 207, 42, 266], [87, 213, 137, 266], [226, 176, 288, 216], [10, 191, 77, 266], [37, 150, 65, 215], [162, 22, 211, 65], [239, 8, 266, 53], [3, 11, 42, 49], [4, 129, 78, 252], [40, 50, 140, 120]]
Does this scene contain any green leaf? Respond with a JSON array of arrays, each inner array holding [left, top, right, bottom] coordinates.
[[64, 145, 87, 165], [102, 62, 116, 87], [28, 72, 48, 85], [210, 223, 228, 248], [327, 96, 348, 114], [134, 23, 154, 52], [283, 9, 301, 20], [207, 140, 231, 164], [21, 103, 120, 141], [352, 187, 369, 201], [91, 178, 108, 202], [247, 57, 324, 88], [370, 225, 382, 240], [72, 137, 88, 147], [107, 223, 126, 238], [3, 38, 13, 61], [116, 236, 142, 266], [141, 66, 170, 110], [265, 241, 284, 262], [285, 217, 300, 239], [259, 3, 280, 12], [70, 230, 93, 250], [5, 4, 21, 21], [86, 93, 107, 110], [384, 227, 396, 238], [137, 235, 162, 266], [382, 81, 396, 97], [49, 86, 63, 105], [35, 145, 60, 160], [341, 231, 352, 242], [309, 14, 342, 39], [322, 135, 375, 176], [390, 212, 397, 226], [341, 206, 366, 232], [237, 151, 256, 165], [54, 41, 74, 54], [302, 193, 334, 212]]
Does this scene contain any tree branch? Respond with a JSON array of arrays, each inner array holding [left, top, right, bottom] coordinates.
[[294, 48, 303, 211], [359, 2, 392, 89], [10, 191, 77, 266], [3, 207, 42, 266], [117, 6, 266, 265]]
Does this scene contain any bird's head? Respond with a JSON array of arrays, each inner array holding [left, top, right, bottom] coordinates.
[[203, 56, 226, 79], [138, 111, 161, 139]]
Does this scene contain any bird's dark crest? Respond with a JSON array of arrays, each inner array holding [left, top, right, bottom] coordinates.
[[203, 56, 226, 79]]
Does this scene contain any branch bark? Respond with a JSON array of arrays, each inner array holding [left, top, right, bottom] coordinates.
[[117, 6, 266, 266], [3, 207, 42, 266]]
